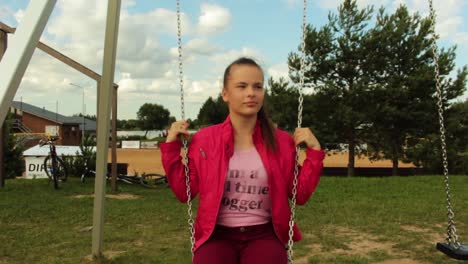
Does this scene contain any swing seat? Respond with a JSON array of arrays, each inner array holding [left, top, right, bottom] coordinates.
[[436, 242, 468, 260]]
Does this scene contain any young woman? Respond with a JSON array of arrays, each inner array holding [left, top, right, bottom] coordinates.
[[160, 57, 324, 264]]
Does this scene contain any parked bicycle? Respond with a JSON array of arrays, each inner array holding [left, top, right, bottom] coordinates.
[[40, 136, 68, 189], [80, 159, 167, 189]]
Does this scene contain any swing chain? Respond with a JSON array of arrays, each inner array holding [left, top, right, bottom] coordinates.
[[177, 0, 196, 255], [428, 0, 461, 249], [287, 1, 307, 263]]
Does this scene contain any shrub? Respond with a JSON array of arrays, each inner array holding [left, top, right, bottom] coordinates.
[[4, 114, 25, 178]]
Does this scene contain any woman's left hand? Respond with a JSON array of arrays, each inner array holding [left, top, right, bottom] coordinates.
[[293, 128, 321, 150]]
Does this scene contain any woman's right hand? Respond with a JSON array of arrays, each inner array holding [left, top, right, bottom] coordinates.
[[166, 120, 190, 143]]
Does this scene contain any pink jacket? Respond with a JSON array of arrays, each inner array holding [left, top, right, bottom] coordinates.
[[160, 116, 325, 252]]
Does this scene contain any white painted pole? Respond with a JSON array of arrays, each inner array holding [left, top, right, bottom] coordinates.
[[0, 0, 56, 125], [92, 0, 121, 259]]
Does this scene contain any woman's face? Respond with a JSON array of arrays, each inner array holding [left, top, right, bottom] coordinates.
[[222, 64, 265, 118]]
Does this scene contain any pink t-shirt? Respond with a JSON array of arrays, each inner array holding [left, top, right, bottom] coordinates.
[[217, 147, 272, 227]]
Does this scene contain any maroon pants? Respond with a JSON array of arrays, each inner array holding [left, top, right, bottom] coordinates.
[[193, 222, 287, 264]]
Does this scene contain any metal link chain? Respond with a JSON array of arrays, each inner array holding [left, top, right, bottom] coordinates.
[[428, 0, 460, 249], [287, 1, 307, 263], [176, 0, 196, 255]]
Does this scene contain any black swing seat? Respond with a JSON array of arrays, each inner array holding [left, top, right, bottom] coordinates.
[[436, 242, 468, 260]]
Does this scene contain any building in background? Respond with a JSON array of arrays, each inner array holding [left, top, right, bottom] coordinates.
[[9, 101, 96, 148]]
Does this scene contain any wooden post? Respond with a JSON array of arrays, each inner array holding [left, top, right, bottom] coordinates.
[[91, 0, 121, 259], [111, 85, 118, 192], [0, 29, 7, 187], [0, 1, 56, 126], [0, 21, 120, 189]]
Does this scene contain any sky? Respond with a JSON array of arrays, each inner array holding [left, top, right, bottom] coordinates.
[[2, 0, 467, 120]]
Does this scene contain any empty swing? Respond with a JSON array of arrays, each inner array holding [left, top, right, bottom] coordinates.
[[427, 0, 468, 260]]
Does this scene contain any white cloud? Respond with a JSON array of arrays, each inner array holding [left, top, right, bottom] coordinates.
[[14, 50, 97, 115], [117, 73, 139, 93], [318, 0, 392, 10], [13, 9, 24, 23], [197, 4, 231, 35], [454, 32, 468, 45], [0, 6, 13, 22], [210, 47, 265, 69], [122, 0, 136, 8], [3, 0, 465, 121], [390, 0, 468, 44], [267, 63, 290, 81], [358, 0, 391, 8], [283, 0, 300, 8], [316, 0, 341, 9], [186, 38, 222, 56], [316, 0, 467, 47]]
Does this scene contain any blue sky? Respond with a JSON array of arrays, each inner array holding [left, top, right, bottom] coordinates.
[[1, 0, 467, 120]]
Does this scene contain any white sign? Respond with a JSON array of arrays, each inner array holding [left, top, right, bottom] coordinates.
[[122, 140, 140, 149], [140, 141, 159, 149], [45, 125, 59, 136], [24, 156, 48, 179], [23, 145, 87, 179]]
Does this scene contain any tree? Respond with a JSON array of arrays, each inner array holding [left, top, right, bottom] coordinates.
[[364, 6, 467, 175], [266, 77, 299, 131], [136, 103, 170, 136], [405, 99, 468, 174], [289, 0, 374, 176], [288, 0, 467, 176], [72, 113, 97, 121], [197, 95, 228, 126], [3, 113, 24, 179], [124, 119, 139, 130]]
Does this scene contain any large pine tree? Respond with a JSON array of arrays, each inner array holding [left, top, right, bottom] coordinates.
[[289, 0, 374, 176]]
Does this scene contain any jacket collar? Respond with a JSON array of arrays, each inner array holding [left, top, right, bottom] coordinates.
[[221, 115, 263, 150]]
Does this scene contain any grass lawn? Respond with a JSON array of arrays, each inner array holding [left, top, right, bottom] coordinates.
[[0, 175, 467, 264]]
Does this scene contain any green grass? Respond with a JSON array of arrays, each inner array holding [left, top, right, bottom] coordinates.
[[0, 176, 467, 263]]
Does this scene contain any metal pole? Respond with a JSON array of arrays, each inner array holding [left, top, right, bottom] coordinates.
[[111, 86, 118, 193], [0, 29, 7, 187], [83, 86, 85, 144], [0, 0, 57, 126], [91, 0, 121, 259], [70, 82, 86, 145]]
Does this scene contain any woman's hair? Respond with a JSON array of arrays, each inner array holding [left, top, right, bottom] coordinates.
[[223, 57, 277, 153]]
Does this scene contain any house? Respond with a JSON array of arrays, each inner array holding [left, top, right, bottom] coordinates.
[[9, 101, 96, 148]]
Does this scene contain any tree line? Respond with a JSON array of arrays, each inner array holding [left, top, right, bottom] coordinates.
[[114, 1, 466, 176], [195, 1, 468, 176]]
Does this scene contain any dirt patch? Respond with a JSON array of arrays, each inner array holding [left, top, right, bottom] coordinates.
[[72, 193, 140, 200], [298, 226, 399, 263], [400, 225, 431, 233], [83, 250, 126, 262], [331, 226, 396, 256], [335, 239, 396, 256], [103, 251, 126, 259], [75, 226, 93, 232], [400, 225, 445, 244], [134, 240, 144, 247], [0, 257, 12, 264], [373, 259, 427, 264]]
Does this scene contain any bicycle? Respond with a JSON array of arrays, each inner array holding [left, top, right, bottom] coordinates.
[[80, 159, 167, 189], [40, 136, 68, 189]]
